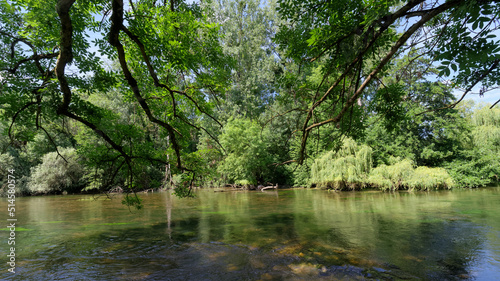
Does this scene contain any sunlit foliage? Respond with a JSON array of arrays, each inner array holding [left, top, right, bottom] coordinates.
[[310, 138, 372, 190], [27, 147, 86, 194]]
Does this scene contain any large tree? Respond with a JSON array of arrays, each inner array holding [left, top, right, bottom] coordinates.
[[275, 0, 500, 164], [207, 0, 281, 120], [0, 0, 231, 195]]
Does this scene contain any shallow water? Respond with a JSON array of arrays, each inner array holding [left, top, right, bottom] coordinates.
[[1, 187, 500, 280]]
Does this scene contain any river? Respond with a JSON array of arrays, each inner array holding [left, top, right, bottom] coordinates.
[[1, 187, 500, 280]]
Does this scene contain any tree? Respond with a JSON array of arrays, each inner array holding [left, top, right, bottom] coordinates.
[[207, 0, 281, 120], [73, 89, 165, 192], [446, 104, 500, 187], [2, 0, 499, 196], [310, 138, 372, 190], [27, 147, 86, 194], [0, 0, 232, 198], [217, 118, 274, 186], [363, 54, 469, 167], [274, 0, 500, 164]]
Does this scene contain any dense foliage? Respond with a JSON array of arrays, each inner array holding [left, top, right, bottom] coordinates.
[[1, 0, 499, 204]]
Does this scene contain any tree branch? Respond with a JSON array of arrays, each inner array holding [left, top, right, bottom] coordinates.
[[305, 0, 465, 133], [121, 26, 223, 128], [54, 0, 132, 170], [417, 59, 500, 115], [297, 0, 429, 163], [108, 0, 184, 169]]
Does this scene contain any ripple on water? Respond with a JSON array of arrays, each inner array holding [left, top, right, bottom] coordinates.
[[2, 188, 500, 280]]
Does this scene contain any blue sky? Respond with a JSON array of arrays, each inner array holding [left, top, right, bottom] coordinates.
[[455, 89, 499, 106]]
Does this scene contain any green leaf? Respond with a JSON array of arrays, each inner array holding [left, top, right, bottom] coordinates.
[[472, 20, 478, 30]]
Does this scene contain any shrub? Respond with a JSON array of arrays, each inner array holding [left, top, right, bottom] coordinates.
[[404, 166, 455, 191], [0, 153, 15, 177], [446, 105, 500, 187], [0, 153, 15, 193], [445, 148, 499, 188], [368, 159, 414, 191], [27, 147, 87, 194], [368, 159, 455, 191], [217, 118, 274, 185]]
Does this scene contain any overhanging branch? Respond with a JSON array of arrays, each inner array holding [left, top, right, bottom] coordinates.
[[296, 0, 465, 164], [54, 0, 132, 170], [108, 0, 184, 169]]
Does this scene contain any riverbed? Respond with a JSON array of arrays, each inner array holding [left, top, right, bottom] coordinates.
[[1, 187, 500, 280]]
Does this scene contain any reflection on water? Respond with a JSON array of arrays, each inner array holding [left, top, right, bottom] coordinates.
[[1, 188, 500, 280]]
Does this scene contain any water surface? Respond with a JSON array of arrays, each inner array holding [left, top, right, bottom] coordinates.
[[1, 187, 500, 280]]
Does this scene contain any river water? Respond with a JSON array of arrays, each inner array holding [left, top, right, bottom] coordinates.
[[1, 187, 500, 280]]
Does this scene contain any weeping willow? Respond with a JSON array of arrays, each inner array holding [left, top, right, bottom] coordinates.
[[310, 138, 373, 190], [368, 160, 455, 191], [367, 159, 414, 191], [404, 166, 455, 191], [472, 106, 500, 127], [473, 125, 500, 150], [310, 138, 455, 191], [471, 107, 500, 154]]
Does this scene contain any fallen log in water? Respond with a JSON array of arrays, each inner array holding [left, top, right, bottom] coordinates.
[[261, 184, 278, 191]]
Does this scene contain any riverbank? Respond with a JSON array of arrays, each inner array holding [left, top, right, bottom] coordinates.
[[2, 180, 499, 198]]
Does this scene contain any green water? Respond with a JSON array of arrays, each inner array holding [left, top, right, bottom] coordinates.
[[1, 188, 500, 280]]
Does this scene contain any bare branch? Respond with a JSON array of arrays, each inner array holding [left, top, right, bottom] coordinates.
[[490, 99, 500, 109]]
